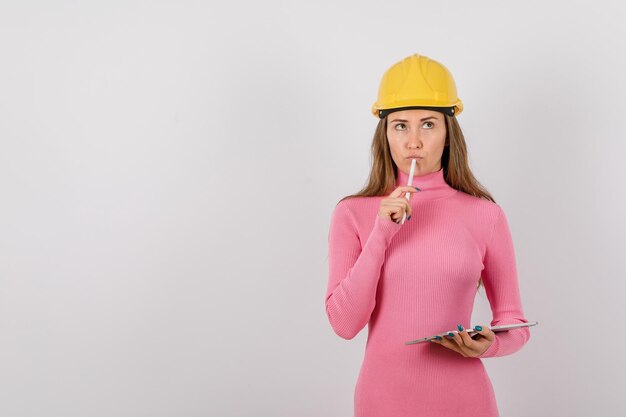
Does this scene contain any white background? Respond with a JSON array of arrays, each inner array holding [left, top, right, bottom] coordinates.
[[1, 1, 624, 416]]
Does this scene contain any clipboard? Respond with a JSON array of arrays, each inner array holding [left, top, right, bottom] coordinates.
[[405, 321, 539, 345]]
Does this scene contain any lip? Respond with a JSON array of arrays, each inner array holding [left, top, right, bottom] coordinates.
[[406, 156, 423, 160]]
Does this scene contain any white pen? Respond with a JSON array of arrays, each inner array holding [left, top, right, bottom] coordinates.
[[401, 158, 418, 224]]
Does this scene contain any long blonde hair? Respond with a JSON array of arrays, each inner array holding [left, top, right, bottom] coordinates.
[[338, 114, 495, 290]]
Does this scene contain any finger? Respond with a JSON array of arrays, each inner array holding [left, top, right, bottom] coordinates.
[[388, 186, 420, 199], [438, 333, 465, 356], [380, 202, 404, 220], [455, 324, 474, 346], [387, 204, 403, 217], [463, 325, 495, 357], [404, 199, 412, 218], [446, 331, 466, 350], [444, 331, 461, 347], [457, 325, 491, 357], [385, 201, 409, 221], [389, 198, 412, 219], [458, 329, 479, 352], [429, 336, 442, 346], [381, 199, 407, 211], [473, 324, 495, 343]]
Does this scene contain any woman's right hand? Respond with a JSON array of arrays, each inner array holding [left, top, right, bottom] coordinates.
[[378, 186, 420, 224]]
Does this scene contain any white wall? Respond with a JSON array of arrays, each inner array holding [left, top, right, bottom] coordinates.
[[0, 1, 624, 416]]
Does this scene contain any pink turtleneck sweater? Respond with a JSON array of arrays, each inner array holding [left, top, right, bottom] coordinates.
[[325, 167, 531, 417]]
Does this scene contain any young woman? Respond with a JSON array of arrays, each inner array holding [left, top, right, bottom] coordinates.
[[325, 53, 532, 417]]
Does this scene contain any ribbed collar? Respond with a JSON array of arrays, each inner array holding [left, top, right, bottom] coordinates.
[[395, 166, 458, 200]]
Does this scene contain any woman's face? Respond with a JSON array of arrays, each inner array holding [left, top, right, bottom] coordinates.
[[386, 109, 447, 175]]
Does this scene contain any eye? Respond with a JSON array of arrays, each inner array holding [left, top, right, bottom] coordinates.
[[423, 121, 434, 129], [394, 123, 406, 131]]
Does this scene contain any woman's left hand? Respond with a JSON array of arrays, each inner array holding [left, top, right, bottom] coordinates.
[[431, 324, 495, 357]]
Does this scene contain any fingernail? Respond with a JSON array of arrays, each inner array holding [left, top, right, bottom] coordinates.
[[457, 324, 464, 332], [474, 326, 482, 331], [435, 335, 443, 340], [407, 215, 412, 220], [414, 187, 420, 191], [447, 332, 454, 337]]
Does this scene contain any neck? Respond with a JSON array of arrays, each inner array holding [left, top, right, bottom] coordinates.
[[395, 166, 457, 200]]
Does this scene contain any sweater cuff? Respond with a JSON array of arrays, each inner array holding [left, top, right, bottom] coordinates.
[[372, 214, 403, 245]]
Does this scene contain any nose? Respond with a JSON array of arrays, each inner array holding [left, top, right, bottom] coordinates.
[[407, 130, 423, 149]]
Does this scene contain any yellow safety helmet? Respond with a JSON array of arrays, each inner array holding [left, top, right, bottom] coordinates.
[[371, 53, 463, 119]]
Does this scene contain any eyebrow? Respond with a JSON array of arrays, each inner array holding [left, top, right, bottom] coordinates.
[[390, 116, 439, 123]]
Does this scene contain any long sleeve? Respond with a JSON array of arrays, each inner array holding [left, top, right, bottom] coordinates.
[[325, 200, 402, 340], [477, 205, 532, 358]]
